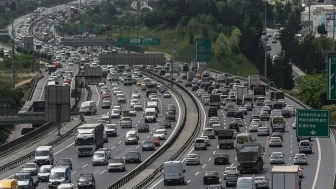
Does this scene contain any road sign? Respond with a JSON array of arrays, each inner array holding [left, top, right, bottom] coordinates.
[[0, 29, 8, 36], [296, 109, 330, 138], [117, 38, 142, 46], [77, 26, 86, 33], [143, 38, 161, 45], [328, 53, 336, 100], [196, 38, 211, 61], [92, 27, 101, 34]]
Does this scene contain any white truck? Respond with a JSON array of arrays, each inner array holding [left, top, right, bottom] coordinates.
[[271, 166, 301, 189], [120, 111, 132, 128], [191, 61, 197, 71], [209, 95, 221, 109], [75, 124, 104, 157], [217, 74, 227, 83], [197, 62, 207, 74], [187, 71, 195, 81], [242, 94, 254, 107], [248, 75, 261, 89], [145, 108, 157, 123], [235, 86, 249, 105], [147, 101, 159, 112]]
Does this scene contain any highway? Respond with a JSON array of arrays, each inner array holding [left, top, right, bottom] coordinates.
[[148, 71, 335, 189], [0, 76, 182, 189]]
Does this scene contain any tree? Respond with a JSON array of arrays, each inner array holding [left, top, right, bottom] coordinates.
[[189, 31, 194, 44], [9, 1, 16, 11], [202, 26, 209, 38], [317, 24, 327, 35], [0, 49, 3, 57], [213, 32, 230, 59], [271, 49, 294, 89]]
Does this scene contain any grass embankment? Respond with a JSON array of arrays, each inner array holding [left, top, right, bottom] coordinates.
[[0, 72, 39, 102], [100, 26, 259, 77]]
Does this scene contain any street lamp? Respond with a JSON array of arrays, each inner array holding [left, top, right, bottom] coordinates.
[[264, 0, 267, 79]]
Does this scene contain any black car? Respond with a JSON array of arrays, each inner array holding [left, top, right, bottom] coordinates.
[[250, 115, 260, 123], [214, 153, 230, 165], [78, 173, 95, 189], [56, 158, 72, 170], [167, 104, 176, 114], [227, 109, 235, 117], [165, 111, 176, 121], [192, 84, 199, 91], [138, 123, 149, 133], [234, 111, 244, 119], [281, 109, 291, 118], [203, 171, 220, 185], [125, 151, 141, 163], [228, 122, 239, 132], [208, 107, 217, 117], [160, 86, 167, 93], [159, 119, 172, 128], [185, 81, 192, 87]]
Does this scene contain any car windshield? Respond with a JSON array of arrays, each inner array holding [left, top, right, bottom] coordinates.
[[79, 177, 92, 182], [24, 164, 35, 168], [59, 159, 70, 164], [94, 152, 105, 158], [49, 172, 64, 179], [254, 177, 265, 181], [188, 154, 198, 158], [105, 125, 116, 129], [111, 159, 123, 163], [122, 118, 131, 121], [225, 167, 236, 171], [36, 150, 49, 156], [39, 167, 51, 173], [127, 152, 139, 157], [143, 140, 153, 145], [14, 174, 30, 181], [155, 130, 165, 134], [205, 172, 217, 176]]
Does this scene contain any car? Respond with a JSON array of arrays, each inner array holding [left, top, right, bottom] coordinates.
[[153, 129, 166, 140], [203, 171, 220, 185], [21, 163, 39, 175], [56, 158, 73, 169], [299, 167, 304, 178], [294, 153, 308, 165], [225, 171, 239, 187], [102, 92, 110, 99], [152, 136, 160, 146], [270, 152, 285, 164], [232, 118, 243, 127], [238, 107, 247, 115], [281, 109, 291, 118], [203, 128, 215, 139], [199, 135, 211, 146], [257, 127, 270, 136], [271, 132, 283, 141], [163, 91, 171, 98], [77, 173, 95, 189], [149, 95, 159, 101], [92, 151, 108, 166], [101, 99, 111, 109], [277, 99, 287, 107], [142, 140, 155, 151], [134, 104, 143, 111], [156, 126, 167, 134], [226, 109, 235, 117], [108, 158, 126, 172], [259, 111, 270, 121], [253, 176, 270, 189], [97, 148, 111, 159], [285, 104, 296, 116], [117, 95, 126, 103], [158, 119, 172, 128], [138, 123, 150, 132], [185, 154, 201, 165], [165, 111, 176, 122], [37, 165, 52, 182], [268, 137, 282, 147], [110, 109, 121, 119], [223, 167, 239, 179], [131, 91, 140, 98], [213, 152, 230, 165], [125, 151, 141, 163], [244, 103, 253, 111], [130, 99, 140, 108], [292, 121, 296, 129], [249, 122, 259, 132]]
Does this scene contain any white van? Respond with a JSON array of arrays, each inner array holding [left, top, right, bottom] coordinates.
[[144, 108, 157, 123], [298, 140, 313, 154], [34, 146, 54, 166], [194, 137, 207, 150], [48, 166, 71, 189], [236, 177, 256, 189], [79, 101, 97, 115], [163, 161, 185, 186]]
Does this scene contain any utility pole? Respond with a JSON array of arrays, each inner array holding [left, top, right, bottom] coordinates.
[[333, 4, 335, 52], [308, 0, 311, 33], [10, 2, 16, 89], [264, 3, 267, 79], [171, 39, 176, 87], [136, 0, 139, 45]]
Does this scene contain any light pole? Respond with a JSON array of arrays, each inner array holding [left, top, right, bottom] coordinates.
[[264, 1, 267, 79], [333, 2, 335, 52]]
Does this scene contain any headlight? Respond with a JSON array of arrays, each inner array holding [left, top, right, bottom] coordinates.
[[88, 182, 92, 185]]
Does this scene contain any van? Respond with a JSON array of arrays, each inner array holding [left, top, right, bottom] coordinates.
[[298, 140, 313, 154], [79, 101, 97, 115], [194, 137, 207, 150], [125, 130, 139, 145], [48, 166, 71, 189], [34, 146, 54, 166], [144, 108, 157, 123], [0, 179, 18, 189], [236, 177, 256, 189], [163, 161, 185, 186]]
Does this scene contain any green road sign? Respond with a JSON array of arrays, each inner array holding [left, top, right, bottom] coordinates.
[[92, 27, 101, 34], [143, 38, 161, 45], [77, 26, 86, 33], [328, 53, 336, 100], [196, 38, 212, 61], [117, 38, 142, 46], [296, 109, 330, 138]]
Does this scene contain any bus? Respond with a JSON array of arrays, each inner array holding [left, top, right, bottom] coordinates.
[[236, 133, 253, 149], [47, 65, 57, 74]]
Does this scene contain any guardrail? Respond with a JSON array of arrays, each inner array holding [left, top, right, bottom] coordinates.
[[27, 75, 44, 101], [107, 72, 189, 189]]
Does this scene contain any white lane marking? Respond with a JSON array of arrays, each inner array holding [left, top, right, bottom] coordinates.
[[135, 145, 140, 149], [195, 172, 199, 176], [213, 151, 216, 154], [111, 146, 115, 149], [202, 164, 206, 168], [312, 138, 321, 189], [95, 85, 101, 106], [99, 170, 106, 174], [71, 171, 77, 175], [55, 142, 74, 155], [187, 180, 191, 183], [208, 157, 211, 161], [82, 164, 88, 168], [182, 147, 195, 162], [118, 141, 122, 144], [39, 77, 48, 100]]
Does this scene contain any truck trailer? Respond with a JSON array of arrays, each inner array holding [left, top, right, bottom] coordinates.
[[235, 86, 249, 105], [209, 95, 221, 109], [75, 124, 104, 157], [271, 165, 301, 189], [236, 142, 264, 173]]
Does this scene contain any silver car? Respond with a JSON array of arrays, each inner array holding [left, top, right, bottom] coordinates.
[[97, 148, 111, 159], [294, 153, 308, 165], [92, 151, 108, 166], [253, 176, 269, 188], [37, 165, 52, 181], [21, 163, 39, 175], [185, 154, 201, 165]]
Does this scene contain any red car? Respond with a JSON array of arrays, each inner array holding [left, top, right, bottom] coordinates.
[[102, 92, 110, 99], [63, 79, 71, 84], [152, 136, 160, 146]]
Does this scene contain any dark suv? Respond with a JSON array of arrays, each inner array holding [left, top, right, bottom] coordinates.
[[137, 123, 149, 133], [125, 151, 141, 163], [165, 111, 176, 122], [78, 173, 95, 189], [159, 119, 172, 128], [213, 153, 230, 165]]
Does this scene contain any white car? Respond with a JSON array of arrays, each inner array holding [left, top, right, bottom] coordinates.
[[238, 107, 247, 115], [130, 99, 140, 108], [185, 154, 201, 165], [292, 121, 296, 129], [203, 128, 215, 139], [111, 83, 119, 87], [270, 152, 284, 164], [251, 118, 262, 127], [131, 92, 140, 98], [199, 136, 210, 146], [277, 99, 287, 106], [285, 104, 296, 115], [97, 148, 111, 159], [21, 163, 39, 175], [153, 130, 166, 140], [249, 122, 259, 132], [100, 86, 108, 93], [299, 167, 303, 178], [111, 109, 120, 119], [149, 95, 159, 101], [108, 158, 126, 172], [209, 117, 220, 122], [223, 167, 239, 178], [253, 176, 270, 188], [294, 153, 308, 165], [268, 137, 282, 147], [156, 126, 167, 134]]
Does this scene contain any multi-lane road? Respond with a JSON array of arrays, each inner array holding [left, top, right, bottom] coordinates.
[[148, 73, 335, 189]]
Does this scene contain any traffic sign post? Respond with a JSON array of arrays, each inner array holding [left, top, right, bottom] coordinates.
[[196, 38, 212, 62], [328, 53, 336, 100], [117, 37, 161, 46], [296, 109, 330, 138]]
